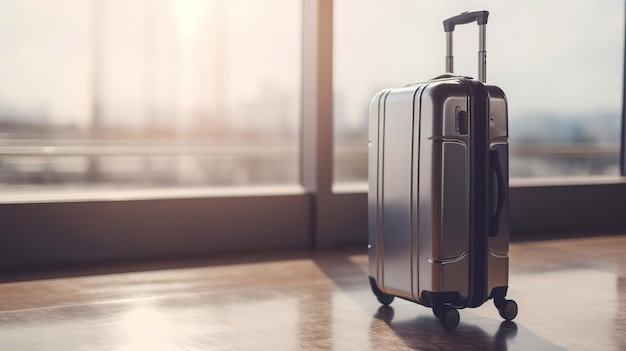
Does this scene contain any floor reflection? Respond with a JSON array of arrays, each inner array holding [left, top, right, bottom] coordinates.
[[618, 275, 626, 350], [371, 305, 566, 351]]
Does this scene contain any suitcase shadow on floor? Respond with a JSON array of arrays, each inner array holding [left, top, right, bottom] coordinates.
[[371, 306, 566, 351]]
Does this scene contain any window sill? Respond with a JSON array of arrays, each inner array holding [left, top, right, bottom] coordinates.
[[3, 176, 625, 204], [0, 184, 308, 204], [333, 175, 626, 193], [332, 182, 368, 194], [509, 176, 626, 187]]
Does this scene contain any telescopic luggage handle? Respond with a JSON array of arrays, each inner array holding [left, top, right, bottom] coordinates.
[[443, 11, 489, 83]]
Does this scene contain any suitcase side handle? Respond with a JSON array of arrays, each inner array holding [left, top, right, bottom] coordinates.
[[443, 10, 489, 83], [489, 149, 506, 237]]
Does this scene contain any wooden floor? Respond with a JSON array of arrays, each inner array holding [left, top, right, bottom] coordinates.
[[1, 235, 625, 350]]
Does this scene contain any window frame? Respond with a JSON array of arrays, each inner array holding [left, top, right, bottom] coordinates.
[[622, 1, 626, 177], [0, 0, 624, 269]]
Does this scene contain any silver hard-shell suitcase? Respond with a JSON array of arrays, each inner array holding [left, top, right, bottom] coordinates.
[[367, 11, 518, 329]]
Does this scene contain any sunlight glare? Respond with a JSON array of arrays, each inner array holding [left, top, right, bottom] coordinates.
[[171, 0, 211, 49]]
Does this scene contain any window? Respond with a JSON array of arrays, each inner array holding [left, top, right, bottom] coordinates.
[[333, 0, 624, 183], [0, 0, 302, 196], [0, 1, 624, 269]]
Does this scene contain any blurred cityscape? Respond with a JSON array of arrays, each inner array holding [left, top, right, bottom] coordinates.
[[0, 93, 301, 190], [0, 101, 621, 191], [334, 111, 622, 182]]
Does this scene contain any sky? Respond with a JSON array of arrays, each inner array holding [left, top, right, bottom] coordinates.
[[0, 0, 623, 136], [334, 0, 625, 131], [0, 0, 301, 132]]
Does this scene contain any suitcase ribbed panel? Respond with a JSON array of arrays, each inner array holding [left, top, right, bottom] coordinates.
[[486, 86, 510, 294], [368, 89, 388, 288], [380, 87, 420, 297], [418, 80, 471, 303], [465, 79, 490, 308]]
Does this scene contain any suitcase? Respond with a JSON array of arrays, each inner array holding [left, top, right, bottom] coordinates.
[[367, 10, 518, 329]]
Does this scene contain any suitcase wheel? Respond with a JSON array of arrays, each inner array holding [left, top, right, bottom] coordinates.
[[375, 291, 394, 306], [436, 306, 460, 330], [497, 299, 518, 321], [368, 277, 395, 306]]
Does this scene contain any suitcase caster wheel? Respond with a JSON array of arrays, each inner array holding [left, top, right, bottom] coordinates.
[[497, 299, 518, 321], [438, 306, 460, 330], [369, 277, 394, 306], [376, 292, 394, 306]]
